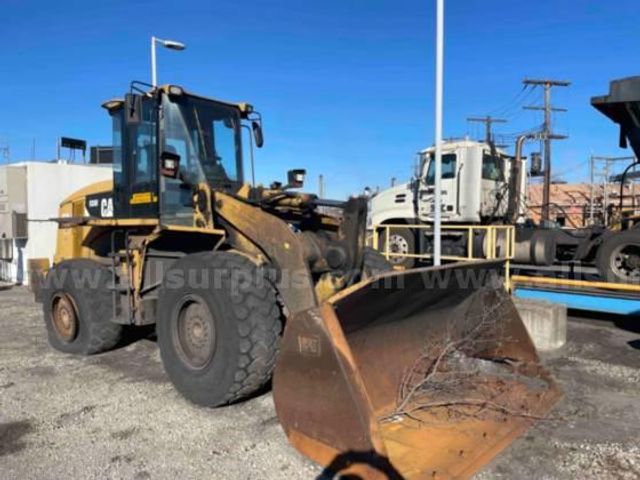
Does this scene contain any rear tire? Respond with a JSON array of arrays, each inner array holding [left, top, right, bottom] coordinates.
[[41, 259, 122, 355], [596, 230, 640, 283], [379, 227, 416, 269], [156, 251, 283, 407]]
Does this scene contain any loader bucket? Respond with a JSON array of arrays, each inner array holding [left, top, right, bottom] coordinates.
[[273, 260, 561, 480]]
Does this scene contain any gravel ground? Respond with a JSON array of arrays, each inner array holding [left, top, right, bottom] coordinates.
[[1, 286, 639, 479]]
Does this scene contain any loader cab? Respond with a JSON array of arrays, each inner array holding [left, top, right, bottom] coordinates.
[[103, 85, 253, 226]]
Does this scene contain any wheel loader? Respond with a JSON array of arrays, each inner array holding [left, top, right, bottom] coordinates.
[[32, 82, 561, 479]]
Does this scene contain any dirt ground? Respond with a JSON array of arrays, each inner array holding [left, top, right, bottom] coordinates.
[[1, 286, 639, 479]]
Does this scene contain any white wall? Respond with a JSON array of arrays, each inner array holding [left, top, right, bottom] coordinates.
[[0, 165, 27, 238], [13, 162, 112, 285]]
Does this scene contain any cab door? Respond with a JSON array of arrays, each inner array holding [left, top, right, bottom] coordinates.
[[417, 151, 460, 222], [480, 148, 508, 220], [125, 98, 159, 218]]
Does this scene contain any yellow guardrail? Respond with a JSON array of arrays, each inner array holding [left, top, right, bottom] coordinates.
[[371, 224, 515, 290]]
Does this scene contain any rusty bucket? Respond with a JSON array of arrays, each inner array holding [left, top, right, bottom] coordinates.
[[273, 260, 561, 479]]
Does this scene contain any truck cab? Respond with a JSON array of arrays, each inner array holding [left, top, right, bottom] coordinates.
[[368, 139, 526, 267], [416, 140, 516, 224], [370, 140, 522, 228]]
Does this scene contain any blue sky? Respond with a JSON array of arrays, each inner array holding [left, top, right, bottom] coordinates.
[[1, 0, 639, 198]]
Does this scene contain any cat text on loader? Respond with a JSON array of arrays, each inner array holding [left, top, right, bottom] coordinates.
[[32, 83, 561, 479]]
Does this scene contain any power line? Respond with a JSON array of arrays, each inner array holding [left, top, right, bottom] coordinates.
[[495, 124, 545, 147], [486, 84, 534, 118], [499, 124, 545, 138], [496, 86, 539, 120]]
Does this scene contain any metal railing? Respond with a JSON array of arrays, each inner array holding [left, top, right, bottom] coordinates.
[[371, 224, 515, 290]]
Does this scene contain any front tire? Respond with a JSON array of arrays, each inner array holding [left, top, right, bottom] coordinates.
[[379, 227, 416, 269], [41, 259, 122, 355], [156, 251, 283, 407]]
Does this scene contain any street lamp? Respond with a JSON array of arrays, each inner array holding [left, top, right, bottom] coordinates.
[[151, 36, 186, 87]]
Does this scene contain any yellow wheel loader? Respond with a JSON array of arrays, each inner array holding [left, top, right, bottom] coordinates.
[[33, 82, 561, 479]]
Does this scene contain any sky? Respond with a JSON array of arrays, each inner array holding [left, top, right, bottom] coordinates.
[[1, 0, 639, 199]]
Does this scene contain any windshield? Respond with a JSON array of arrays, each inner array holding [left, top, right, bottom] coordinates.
[[160, 93, 243, 225], [424, 153, 457, 185], [162, 94, 243, 189]]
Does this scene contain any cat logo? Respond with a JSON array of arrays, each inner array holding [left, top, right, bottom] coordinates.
[[100, 198, 114, 218]]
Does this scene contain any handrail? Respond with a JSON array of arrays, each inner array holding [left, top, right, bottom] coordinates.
[[371, 223, 515, 290]]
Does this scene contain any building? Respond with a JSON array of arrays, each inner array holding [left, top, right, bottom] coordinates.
[[0, 161, 112, 284], [527, 182, 640, 227]]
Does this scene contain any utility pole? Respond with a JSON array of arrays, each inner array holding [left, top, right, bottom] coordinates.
[[523, 78, 570, 222], [467, 116, 507, 144], [318, 174, 325, 198]]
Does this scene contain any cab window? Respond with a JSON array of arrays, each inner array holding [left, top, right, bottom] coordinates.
[[132, 100, 157, 186], [425, 153, 457, 185], [482, 152, 505, 181], [211, 118, 238, 183]]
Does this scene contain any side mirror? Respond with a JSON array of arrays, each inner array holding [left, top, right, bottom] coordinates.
[[287, 169, 306, 189], [252, 120, 264, 148], [160, 151, 181, 178], [124, 93, 142, 125]]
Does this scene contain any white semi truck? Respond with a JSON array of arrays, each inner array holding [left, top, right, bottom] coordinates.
[[369, 76, 640, 284]]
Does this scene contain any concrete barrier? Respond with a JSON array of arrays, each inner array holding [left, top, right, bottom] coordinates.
[[513, 298, 567, 351]]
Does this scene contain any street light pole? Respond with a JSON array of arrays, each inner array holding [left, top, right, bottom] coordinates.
[[433, 0, 444, 266], [151, 36, 158, 87], [151, 36, 187, 87]]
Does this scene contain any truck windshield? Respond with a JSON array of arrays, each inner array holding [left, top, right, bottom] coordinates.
[[424, 153, 457, 185], [162, 94, 243, 189]]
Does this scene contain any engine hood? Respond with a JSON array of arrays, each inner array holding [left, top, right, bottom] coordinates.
[[367, 182, 416, 228]]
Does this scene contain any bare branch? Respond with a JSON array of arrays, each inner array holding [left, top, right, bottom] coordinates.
[[382, 286, 554, 425]]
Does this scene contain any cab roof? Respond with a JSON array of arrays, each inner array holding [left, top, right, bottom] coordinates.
[[101, 84, 254, 116], [420, 139, 509, 156]]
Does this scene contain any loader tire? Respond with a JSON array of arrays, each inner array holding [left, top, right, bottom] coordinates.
[[362, 247, 394, 278], [379, 227, 416, 269], [596, 230, 640, 284], [41, 259, 122, 355], [156, 251, 283, 407]]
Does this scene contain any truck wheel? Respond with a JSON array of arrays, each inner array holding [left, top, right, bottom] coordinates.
[[362, 247, 393, 278], [41, 259, 122, 355], [379, 227, 416, 269], [596, 230, 640, 283], [156, 251, 283, 407]]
